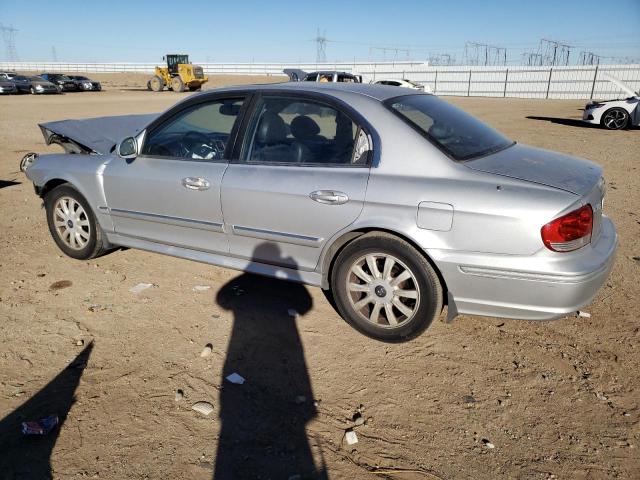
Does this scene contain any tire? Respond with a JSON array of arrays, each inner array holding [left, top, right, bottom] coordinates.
[[171, 76, 185, 92], [44, 184, 106, 260], [30, 86, 35, 94], [330, 232, 443, 342], [149, 75, 164, 92], [601, 107, 629, 130], [188, 84, 202, 92]]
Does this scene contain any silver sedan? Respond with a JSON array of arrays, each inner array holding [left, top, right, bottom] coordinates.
[[22, 83, 617, 341]]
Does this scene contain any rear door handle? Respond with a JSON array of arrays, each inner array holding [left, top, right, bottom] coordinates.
[[182, 177, 210, 191], [309, 190, 349, 205]]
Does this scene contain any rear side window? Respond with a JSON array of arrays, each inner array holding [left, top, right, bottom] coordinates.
[[387, 94, 514, 160], [242, 96, 367, 166]]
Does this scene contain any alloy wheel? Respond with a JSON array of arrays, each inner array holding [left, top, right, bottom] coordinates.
[[346, 253, 420, 328], [52, 196, 91, 250], [603, 109, 627, 129]]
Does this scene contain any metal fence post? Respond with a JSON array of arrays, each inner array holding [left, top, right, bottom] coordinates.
[[545, 67, 553, 99], [590, 65, 599, 99], [434, 69, 438, 94], [467, 69, 472, 96], [503, 68, 509, 97]]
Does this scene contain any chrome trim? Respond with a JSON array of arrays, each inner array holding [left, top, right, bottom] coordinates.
[[232, 225, 323, 247], [109, 208, 224, 232], [458, 262, 611, 284]]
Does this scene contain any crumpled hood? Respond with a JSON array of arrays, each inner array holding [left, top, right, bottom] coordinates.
[[39, 113, 158, 155], [465, 143, 602, 196]]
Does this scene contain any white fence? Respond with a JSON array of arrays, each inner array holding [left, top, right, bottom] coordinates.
[[1, 61, 638, 100]]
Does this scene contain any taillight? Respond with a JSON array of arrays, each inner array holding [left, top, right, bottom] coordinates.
[[541, 204, 593, 252]]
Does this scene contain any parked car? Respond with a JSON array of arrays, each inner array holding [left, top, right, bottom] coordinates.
[[22, 83, 617, 341], [0, 79, 18, 94], [284, 69, 362, 83], [39, 73, 78, 92], [0, 71, 18, 81], [582, 74, 639, 130], [67, 75, 102, 91], [373, 78, 432, 93], [21, 76, 61, 94]]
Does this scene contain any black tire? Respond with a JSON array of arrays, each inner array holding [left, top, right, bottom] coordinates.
[[44, 184, 106, 260], [171, 76, 185, 93], [149, 75, 164, 92], [601, 107, 629, 130], [188, 84, 202, 92], [331, 232, 443, 342], [30, 86, 35, 94]]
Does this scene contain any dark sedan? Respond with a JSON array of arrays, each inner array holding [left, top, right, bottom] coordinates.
[[22, 76, 61, 94], [39, 73, 78, 92], [0, 79, 18, 94], [68, 75, 102, 91]]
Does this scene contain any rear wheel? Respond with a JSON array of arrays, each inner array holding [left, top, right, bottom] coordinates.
[[149, 75, 164, 92], [30, 86, 35, 94], [45, 184, 106, 260], [171, 76, 185, 93], [188, 84, 202, 91], [331, 233, 443, 342], [601, 107, 629, 130]]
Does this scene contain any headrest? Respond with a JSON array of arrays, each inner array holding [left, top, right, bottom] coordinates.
[[290, 115, 321, 140], [256, 112, 287, 144]]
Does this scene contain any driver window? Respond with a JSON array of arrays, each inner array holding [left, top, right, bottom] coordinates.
[[141, 98, 245, 161]]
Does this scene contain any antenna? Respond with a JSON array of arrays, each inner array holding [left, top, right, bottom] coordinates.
[[315, 28, 327, 63], [0, 23, 19, 62]]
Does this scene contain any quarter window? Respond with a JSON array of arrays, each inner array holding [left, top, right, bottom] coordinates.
[[243, 97, 365, 166], [142, 98, 245, 161]]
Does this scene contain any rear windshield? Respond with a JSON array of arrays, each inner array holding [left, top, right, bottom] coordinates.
[[386, 94, 514, 160]]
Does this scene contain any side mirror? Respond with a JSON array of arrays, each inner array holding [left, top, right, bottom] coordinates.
[[117, 137, 138, 159]]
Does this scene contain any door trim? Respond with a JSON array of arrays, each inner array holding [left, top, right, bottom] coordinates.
[[108, 208, 224, 233], [231, 225, 323, 247]]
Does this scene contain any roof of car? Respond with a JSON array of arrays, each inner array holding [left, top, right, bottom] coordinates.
[[203, 81, 421, 102]]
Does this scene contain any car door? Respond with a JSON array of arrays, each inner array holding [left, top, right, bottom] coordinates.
[[103, 95, 248, 254], [220, 93, 372, 271]]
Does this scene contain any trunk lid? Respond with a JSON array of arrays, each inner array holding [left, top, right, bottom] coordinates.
[[464, 143, 602, 196]]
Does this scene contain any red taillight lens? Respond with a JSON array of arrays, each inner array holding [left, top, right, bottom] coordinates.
[[541, 204, 593, 252]]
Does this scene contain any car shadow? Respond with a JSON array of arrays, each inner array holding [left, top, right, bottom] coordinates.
[[0, 342, 94, 479], [0, 179, 20, 190], [526, 116, 601, 128], [213, 243, 327, 479]]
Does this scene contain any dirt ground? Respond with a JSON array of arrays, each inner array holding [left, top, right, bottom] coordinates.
[[0, 76, 639, 480]]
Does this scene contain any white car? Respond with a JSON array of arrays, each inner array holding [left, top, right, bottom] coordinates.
[[582, 74, 639, 130], [373, 78, 433, 93]]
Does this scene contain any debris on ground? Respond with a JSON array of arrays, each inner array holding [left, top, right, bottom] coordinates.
[[21, 415, 59, 435], [129, 283, 154, 294], [49, 280, 72, 291], [88, 304, 113, 312], [482, 438, 495, 449], [191, 401, 213, 416], [463, 395, 476, 404], [193, 285, 211, 292], [345, 430, 358, 445], [577, 311, 591, 318], [352, 412, 365, 426], [225, 373, 245, 385], [200, 343, 213, 358], [596, 392, 608, 401], [175, 389, 184, 402], [75, 339, 84, 346]]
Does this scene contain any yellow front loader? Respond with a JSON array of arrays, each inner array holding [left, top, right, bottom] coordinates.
[[147, 54, 208, 92]]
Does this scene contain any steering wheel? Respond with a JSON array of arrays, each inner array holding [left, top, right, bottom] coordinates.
[[181, 131, 217, 159]]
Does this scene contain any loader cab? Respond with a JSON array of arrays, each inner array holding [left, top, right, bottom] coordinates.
[[165, 54, 190, 74]]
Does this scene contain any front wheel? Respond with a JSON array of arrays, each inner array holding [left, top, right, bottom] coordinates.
[[45, 184, 106, 260], [331, 233, 443, 342], [601, 107, 629, 130]]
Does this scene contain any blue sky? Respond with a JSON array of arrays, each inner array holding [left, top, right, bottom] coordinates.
[[1, 0, 639, 64]]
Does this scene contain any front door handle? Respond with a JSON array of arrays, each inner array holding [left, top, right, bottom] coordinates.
[[309, 190, 349, 205], [182, 177, 210, 191]]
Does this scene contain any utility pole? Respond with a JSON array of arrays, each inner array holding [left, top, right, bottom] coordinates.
[[0, 23, 19, 62], [315, 28, 327, 64]]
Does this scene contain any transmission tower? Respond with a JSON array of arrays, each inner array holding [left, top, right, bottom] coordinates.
[[464, 42, 506, 66], [0, 23, 19, 62], [538, 38, 572, 66], [428, 53, 455, 66], [578, 50, 600, 65], [370, 46, 410, 61], [315, 28, 327, 63], [521, 52, 543, 66], [51, 45, 58, 62]]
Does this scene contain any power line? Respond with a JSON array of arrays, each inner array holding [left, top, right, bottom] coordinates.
[[0, 23, 19, 62]]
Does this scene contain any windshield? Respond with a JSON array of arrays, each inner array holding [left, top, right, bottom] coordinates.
[[386, 94, 514, 160], [14, 75, 28, 81], [30, 76, 45, 81]]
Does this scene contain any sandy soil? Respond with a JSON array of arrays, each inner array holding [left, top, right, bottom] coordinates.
[[0, 78, 639, 480]]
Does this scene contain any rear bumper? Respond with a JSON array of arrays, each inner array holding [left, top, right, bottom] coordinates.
[[428, 216, 617, 320]]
